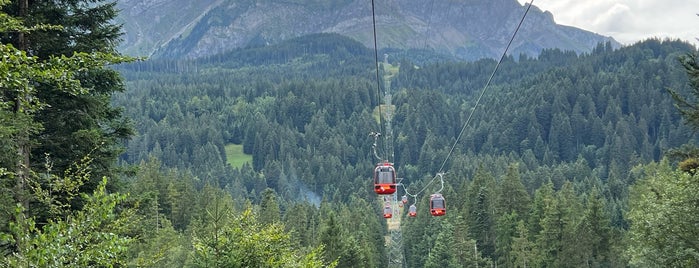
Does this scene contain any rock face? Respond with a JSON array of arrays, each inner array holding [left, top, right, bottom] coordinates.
[[116, 0, 618, 60]]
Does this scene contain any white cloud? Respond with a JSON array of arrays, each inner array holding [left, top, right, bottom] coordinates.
[[518, 0, 699, 46], [593, 4, 633, 31]]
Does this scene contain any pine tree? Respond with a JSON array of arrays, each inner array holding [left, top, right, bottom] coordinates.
[[668, 53, 699, 130], [0, 3, 129, 254], [626, 161, 699, 267], [495, 211, 519, 267], [577, 187, 612, 266], [424, 220, 459, 268], [467, 166, 497, 258], [511, 220, 537, 268], [556, 181, 585, 266], [527, 180, 554, 240], [1, 0, 133, 191], [532, 181, 562, 267], [496, 163, 531, 217], [319, 212, 344, 264], [283, 202, 318, 247], [259, 188, 281, 225]]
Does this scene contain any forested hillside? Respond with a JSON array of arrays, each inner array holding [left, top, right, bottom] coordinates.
[[3, 0, 699, 266], [111, 32, 699, 266]]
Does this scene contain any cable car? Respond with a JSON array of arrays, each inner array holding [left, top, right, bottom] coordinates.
[[401, 195, 408, 204], [383, 205, 392, 218], [408, 204, 417, 217], [374, 161, 397, 195], [430, 193, 446, 216]]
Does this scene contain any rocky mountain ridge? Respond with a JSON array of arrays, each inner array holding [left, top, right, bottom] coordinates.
[[116, 0, 619, 60]]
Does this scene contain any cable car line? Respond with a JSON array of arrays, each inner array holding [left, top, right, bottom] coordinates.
[[400, 172, 444, 199], [435, 0, 535, 175], [398, 0, 535, 216], [370, 0, 388, 163], [368, 0, 534, 219], [369, 0, 401, 197]]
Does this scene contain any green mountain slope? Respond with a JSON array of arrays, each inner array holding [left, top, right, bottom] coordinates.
[[112, 33, 698, 266], [115, 35, 695, 195]]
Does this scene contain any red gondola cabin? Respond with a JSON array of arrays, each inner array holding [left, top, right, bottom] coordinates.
[[383, 205, 393, 218], [430, 193, 446, 216], [408, 204, 417, 217], [374, 162, 397, 195], [401, 195, 408, 204]]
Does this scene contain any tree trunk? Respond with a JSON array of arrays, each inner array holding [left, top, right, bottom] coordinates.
[[14, 0, 31, 253], [15, 0, 30, 207]]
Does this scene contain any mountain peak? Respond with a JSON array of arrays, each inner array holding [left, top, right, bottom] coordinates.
[[116, 0, 618, 60]]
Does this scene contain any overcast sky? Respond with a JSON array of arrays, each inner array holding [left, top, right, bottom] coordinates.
[[517, 0, 699, 47]]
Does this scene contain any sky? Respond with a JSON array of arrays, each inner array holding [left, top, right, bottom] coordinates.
[[517, 0, 699, 47]]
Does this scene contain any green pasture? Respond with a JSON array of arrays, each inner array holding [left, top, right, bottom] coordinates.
[[225, 143, 252, 168]]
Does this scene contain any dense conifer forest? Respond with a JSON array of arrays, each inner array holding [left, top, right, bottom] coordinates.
[[2, 0, 699, 267]]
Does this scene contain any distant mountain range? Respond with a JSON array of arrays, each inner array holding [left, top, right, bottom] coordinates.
[[115, 0, 619, 60]]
